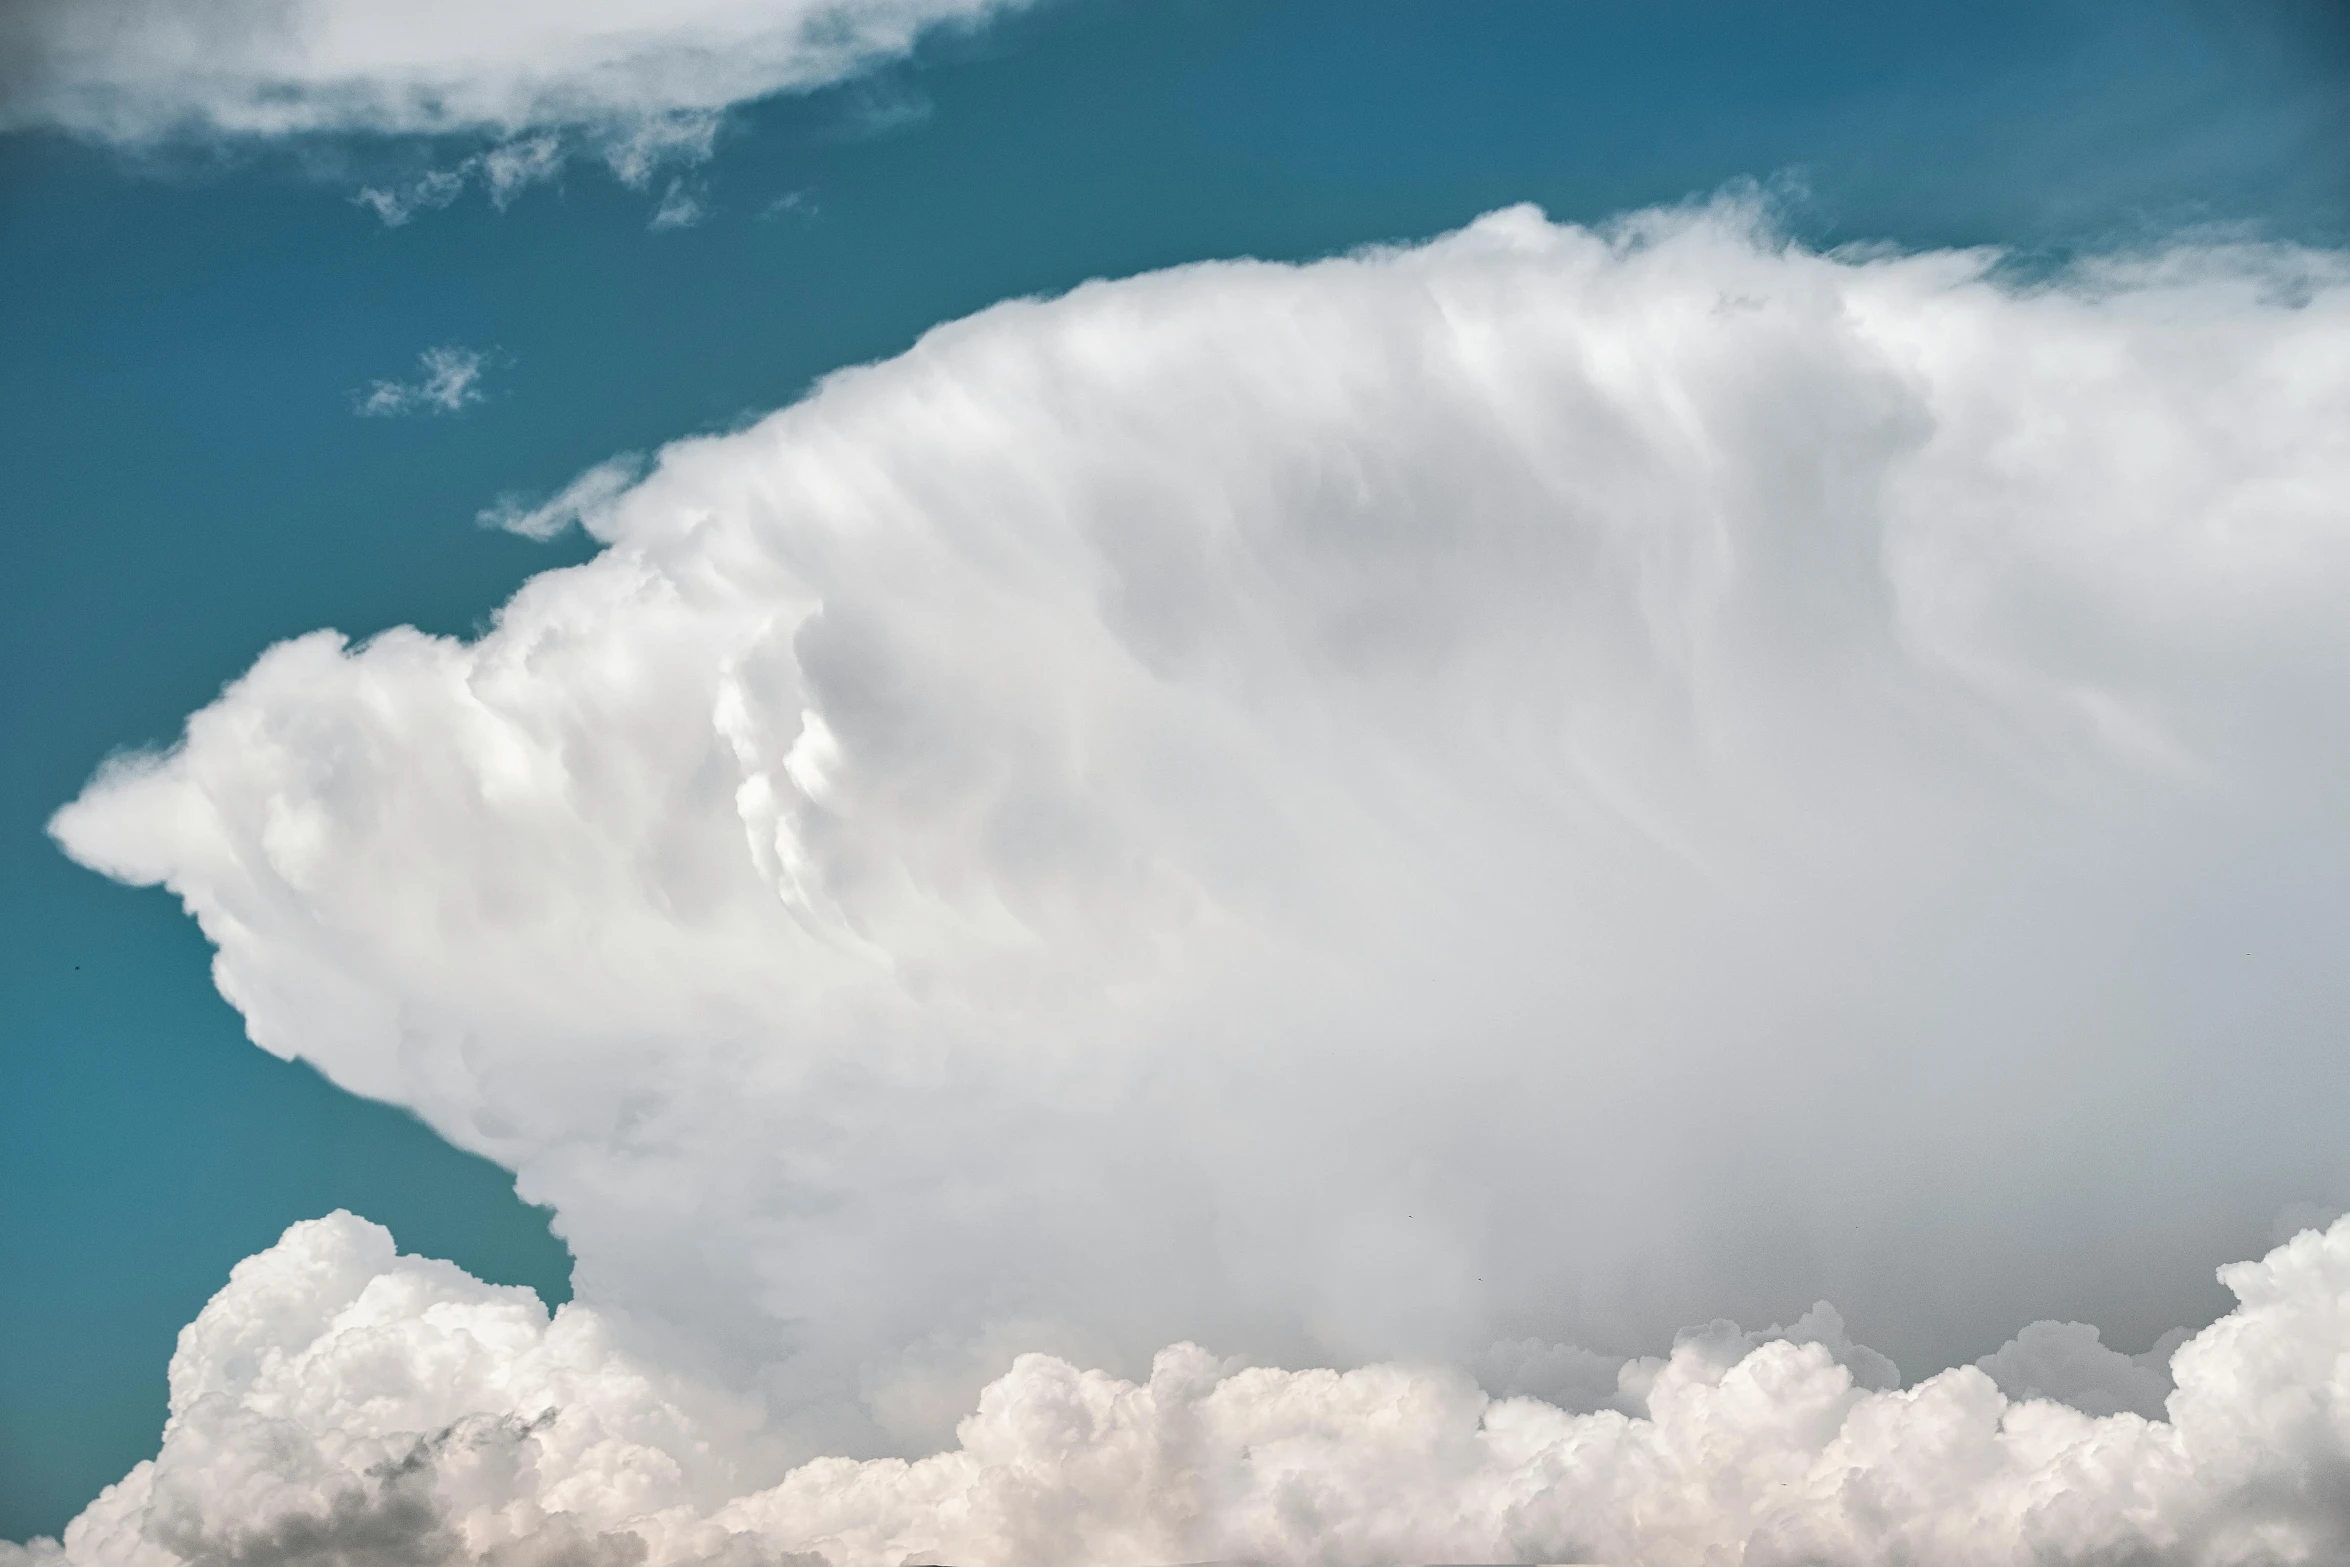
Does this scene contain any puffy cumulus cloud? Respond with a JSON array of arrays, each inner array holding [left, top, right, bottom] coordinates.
[[44, 201, 2350, 1510], [14, 1210, 2350, 1565], [0, 0, 1013, 146]]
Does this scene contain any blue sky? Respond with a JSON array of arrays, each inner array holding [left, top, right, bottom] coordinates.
[[3, 0, 2347, 1548]]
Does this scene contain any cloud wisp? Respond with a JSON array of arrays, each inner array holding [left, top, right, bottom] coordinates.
[[354, 346, 499, 417], [354, 135, 570, 227], [478, 457, 652, 542], [649, 178, 710, 232], [35, 201, 2350, 1561]]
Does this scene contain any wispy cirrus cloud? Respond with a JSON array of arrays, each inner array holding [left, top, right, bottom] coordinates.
[[354, 346, 498, 417]]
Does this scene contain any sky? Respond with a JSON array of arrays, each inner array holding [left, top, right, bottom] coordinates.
[[3, 1, 2349, 1560]]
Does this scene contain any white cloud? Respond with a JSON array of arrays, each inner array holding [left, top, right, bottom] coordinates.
[[13, 1210, 2350, 1564], [356, 346, 498, 417], [479, 457, 652, 542], [41, 202, 2350, 1556], [0, 0, 1017, 148]]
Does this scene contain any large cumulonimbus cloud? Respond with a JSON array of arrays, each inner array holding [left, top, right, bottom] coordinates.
[[31, 202, 2350, 1560]]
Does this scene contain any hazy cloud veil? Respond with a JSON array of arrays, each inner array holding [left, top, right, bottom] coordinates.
[[28, 202, 2350, 1562]]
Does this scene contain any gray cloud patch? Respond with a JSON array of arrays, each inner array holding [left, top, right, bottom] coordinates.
[[171, 1474, 454, 1567], [1974, 1320, 2183, 1421], [155, 1414, 662, 1567]]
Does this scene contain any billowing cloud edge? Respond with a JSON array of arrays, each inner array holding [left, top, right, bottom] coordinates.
[[8, 1210, 2350, 1566]]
